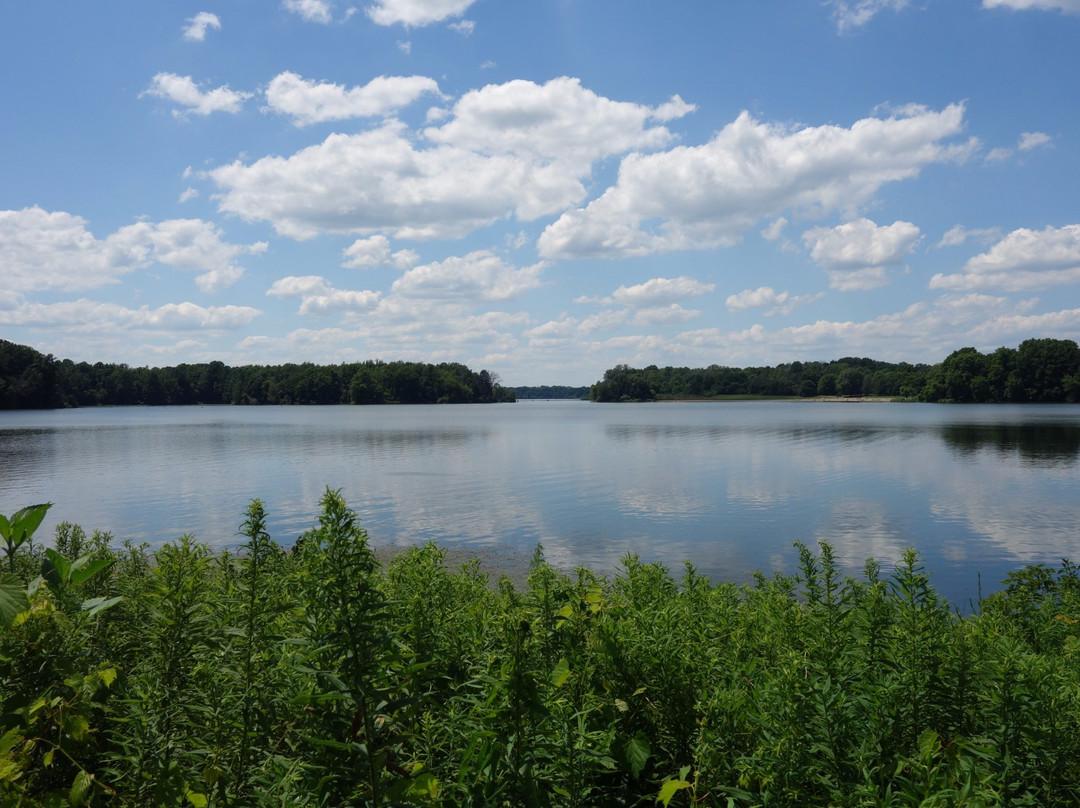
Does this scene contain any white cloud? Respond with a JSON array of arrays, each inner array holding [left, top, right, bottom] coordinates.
[[367, 0, 478, 27], [448, 19, 475, 34], [178, 187, 199, 204], [803, 218, 922, 290], [390, 250, 545, 301], [982, 0, 1080, 12], [283, 0, 333, 23], [425, 77, 689, 170], [725, 286, 822, 316], [761, 217, 788, 241], [265, 71, 441, 126], [632, 304, 700, 325], [183, 12, 221, 41], [341, 234, 419, 269], [985, 131, 1053, 164], [935, 225, 1001, 248], [829, 0, 911, 32], [672, 294, 1080, 367], [0, 299, 260, 331], [1018, 131, 1052, 150], [397, 40, 412, 54], [211, 122, 584, 239], [139, 219, 268, 292], [539, 104, 971, 259], [610, 276, 715, 307], [268, 275, 382, 315], [651, 95, 697, 122], [212, 78, 687, 241], [930, 224, 1080, 291], [143, 73, 252, 117], [0, 207, 264, 294]]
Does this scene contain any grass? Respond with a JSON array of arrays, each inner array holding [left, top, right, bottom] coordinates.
[[2, 492, 1079, 806]]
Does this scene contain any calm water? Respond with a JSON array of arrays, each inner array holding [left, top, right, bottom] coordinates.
[[2, 401, 1078, 605]]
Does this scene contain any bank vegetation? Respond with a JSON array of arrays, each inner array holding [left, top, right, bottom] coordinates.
[[2, 495, 1079, 806]]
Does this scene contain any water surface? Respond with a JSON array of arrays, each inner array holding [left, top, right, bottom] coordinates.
[[2, 400, 1078, 605]]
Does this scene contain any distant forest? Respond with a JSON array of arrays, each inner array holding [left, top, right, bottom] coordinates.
[[588, 338, 1080, 403], [514, 385, 590, 399], [3, 337, 1079, 409], [0, 339, 515, 409]]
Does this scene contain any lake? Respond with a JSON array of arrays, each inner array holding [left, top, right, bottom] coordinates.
[[2, 400, 1078, 605]]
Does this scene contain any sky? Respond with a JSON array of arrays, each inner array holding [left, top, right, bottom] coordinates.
[[2, 0, 1079, 386]]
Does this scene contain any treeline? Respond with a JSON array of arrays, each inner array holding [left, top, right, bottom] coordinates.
[[589, 338, 1080, 403], [0, 339, 514, 408], [513, 385, 589, 399], [922, 338, 1080, 403], [2, 496, 1079, 805], [590, 357, 932, 401]]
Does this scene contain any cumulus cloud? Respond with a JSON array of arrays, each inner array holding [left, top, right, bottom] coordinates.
[[212, 78, 688, 240], [268, 275, 382, 315], [929, 224, 1080, 291], [725, 286, 822, 316], [183, 12, 221, 41], [143, 73, 252, 117], [264, 72, 441, 126], [448, 19, 475, 34], [341, 235, 419, 269], [390, 250, 545, 301], [0, 207, 264, 294], [803, 218, 922, 290], [829, 0, 911, 32], [610, 276, 715, 307], [283, 0, 333, 23], [0, 299, 260, 331], [675, 294, 1080, 367], [366, 0, 478, 27], [982, 0, 1080, 11], [425, 77, 690, 170], [538, 104, 970, 260], [178, 187, 199, 204]]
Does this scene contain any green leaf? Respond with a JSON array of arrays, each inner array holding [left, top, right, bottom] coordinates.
[[658, 778, 691, 806], [69, 556, 112, 587], [405, 772, 439, 799], [551, 658, 571, 688], [81, 595, 123, 617], [625, 734, 650, 779], [42, 548, 70, 592], [12, 503, 51, 537], [0, 573, 28, 626], [185, 789, 209, 807], [69, 770, 93, 807]]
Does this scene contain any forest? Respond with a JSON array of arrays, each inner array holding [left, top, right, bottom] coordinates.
[[4, 337, 1080, 410], [1, 495, 1079, 806], [588, 338, 1080, 403], [0, 340, 515, 409]]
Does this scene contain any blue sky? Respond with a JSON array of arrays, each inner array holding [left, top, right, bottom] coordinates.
[[2, 0, 1078, 385]]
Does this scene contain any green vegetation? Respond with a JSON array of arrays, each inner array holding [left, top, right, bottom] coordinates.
[[3, 495, 1080, 806], [589, 358, 931, 402], [588, 338, 1080, 403], [513, 386, 590, 400], [0, 339, 515, 409]]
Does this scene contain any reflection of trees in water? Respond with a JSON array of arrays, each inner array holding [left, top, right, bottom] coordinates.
[[940, 424, 1080, 466]]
